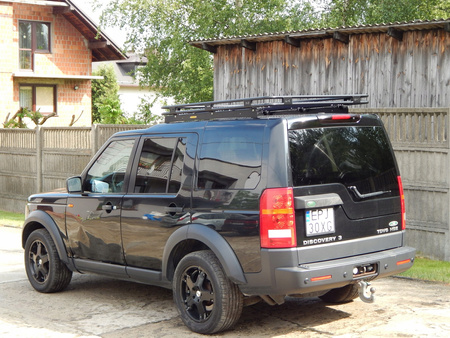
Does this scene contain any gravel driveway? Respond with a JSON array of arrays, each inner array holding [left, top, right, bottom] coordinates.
[[1, 225, 449, 337]]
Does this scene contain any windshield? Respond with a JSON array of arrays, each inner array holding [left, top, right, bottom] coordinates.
[[289, 126, 399, 199]]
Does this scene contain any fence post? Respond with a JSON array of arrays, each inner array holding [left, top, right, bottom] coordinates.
[[36, 125, 43, 193], [447, 108, 450, 261], [91, 124, 98, 156]]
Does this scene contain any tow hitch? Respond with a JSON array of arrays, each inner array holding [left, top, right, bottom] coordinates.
[[357, 280, 376, 303]]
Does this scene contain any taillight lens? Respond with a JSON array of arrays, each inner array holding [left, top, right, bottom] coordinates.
[[318, 114, 360, 123], [260, 188, 297, 248], [331, 114, 352, 120], [398, 176, 406, 230]]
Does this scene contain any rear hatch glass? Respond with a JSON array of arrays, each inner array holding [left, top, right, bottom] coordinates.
[[289, 125, 401, 246]]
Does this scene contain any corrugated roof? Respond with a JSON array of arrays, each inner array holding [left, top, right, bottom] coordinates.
[[190, 18, 450, 52]]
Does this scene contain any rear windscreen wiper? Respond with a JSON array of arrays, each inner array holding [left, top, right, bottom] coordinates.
[[348, 186, 391, 199]]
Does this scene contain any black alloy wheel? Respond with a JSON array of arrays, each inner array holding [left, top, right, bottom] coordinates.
[[173, 250, 243, 334], [24, 229, 72, 293], [181, 265, 214, 321], [28, 237, 50, 284]]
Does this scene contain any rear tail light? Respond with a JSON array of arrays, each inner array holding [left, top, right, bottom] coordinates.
[[260, 188, 297, 248], [398, 176, 406, 230]]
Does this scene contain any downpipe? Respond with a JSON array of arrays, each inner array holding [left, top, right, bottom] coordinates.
[[357, 280, 376, 303]]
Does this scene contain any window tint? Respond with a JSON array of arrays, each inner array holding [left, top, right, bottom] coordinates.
[[134, 138, 186, 194], [85, 139, 135, 193], [198, 123, 263, 190], [289, 126, 399, 197]]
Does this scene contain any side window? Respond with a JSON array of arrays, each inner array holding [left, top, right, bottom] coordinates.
[[85, 139, 135, 193], [198, 122, 264, 190], [134, 137, 186, 194]]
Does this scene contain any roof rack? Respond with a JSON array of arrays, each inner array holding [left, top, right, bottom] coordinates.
[[162, 94, 368, 123]]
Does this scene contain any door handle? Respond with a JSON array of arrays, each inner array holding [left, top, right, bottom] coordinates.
[[102, 203, 118, 213], [164, 206, 184, 213]]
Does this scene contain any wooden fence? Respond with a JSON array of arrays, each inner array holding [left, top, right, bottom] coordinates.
[[1, 110, 449, 261], [353, 108, 450, 261], [0, 124, 147, 214]]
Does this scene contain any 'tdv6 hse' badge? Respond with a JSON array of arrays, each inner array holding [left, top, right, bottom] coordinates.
[[377, 221, 399, 234]]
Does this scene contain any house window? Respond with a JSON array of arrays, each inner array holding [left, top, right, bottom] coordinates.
[[19, 21, 51, 70], [19, 85, 57, 114]]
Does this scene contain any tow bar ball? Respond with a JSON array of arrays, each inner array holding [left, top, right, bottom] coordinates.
[[357, 280, 376, 303]]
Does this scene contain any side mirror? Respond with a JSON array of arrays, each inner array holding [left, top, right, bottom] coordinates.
[[67, 176, 82, 193]]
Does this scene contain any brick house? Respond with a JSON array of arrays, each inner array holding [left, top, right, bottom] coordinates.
[[0, 0, 125, 127]]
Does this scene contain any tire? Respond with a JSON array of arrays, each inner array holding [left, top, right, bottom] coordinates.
[[173, 250, 243, 334], [319, 284, 359, 303], [24, 228, 72, 293]]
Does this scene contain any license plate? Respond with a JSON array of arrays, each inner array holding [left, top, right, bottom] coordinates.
[[305, 208, 335, 237]]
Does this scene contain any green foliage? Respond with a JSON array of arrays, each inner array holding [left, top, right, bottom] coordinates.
[[321, 0, 450, 27], [97, 0, 321, 104], [96, 0, 449, 104], [3, 108, 55, 128], [0, 210, 25, 227], [130, 95, 164, 124], [92, 64, 124, 124], [398, 257, 450, 284]]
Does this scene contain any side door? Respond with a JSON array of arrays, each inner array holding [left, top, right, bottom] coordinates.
[[121, 133, 197, 271], [66, 138, 137, 265]]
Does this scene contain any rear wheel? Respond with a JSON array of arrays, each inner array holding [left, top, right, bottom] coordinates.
[[24, 228, 72, 293], [319, 284, 359, 303], [173, 250, 243, 334]]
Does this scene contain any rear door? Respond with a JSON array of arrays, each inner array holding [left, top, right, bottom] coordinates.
[[288, 115, 403, 256], [120, 133, 197, 271]]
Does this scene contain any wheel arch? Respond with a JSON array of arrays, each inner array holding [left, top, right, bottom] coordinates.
[[162, 223, 247, 285], [22, 210, 75, 271]]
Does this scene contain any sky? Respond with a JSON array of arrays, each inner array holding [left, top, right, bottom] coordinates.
[[70, 0, 128, 48]]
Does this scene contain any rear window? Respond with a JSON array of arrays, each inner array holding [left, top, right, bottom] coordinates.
[[289, 126, 399, 198]]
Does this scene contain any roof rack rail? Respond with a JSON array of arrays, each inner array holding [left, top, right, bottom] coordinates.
[[162, 94, 368, 123]]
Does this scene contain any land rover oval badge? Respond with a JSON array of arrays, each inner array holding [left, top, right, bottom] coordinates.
[[389, 221, 398, 227], [306, 201, 316, 208]]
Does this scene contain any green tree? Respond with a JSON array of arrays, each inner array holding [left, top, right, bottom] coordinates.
[[91, 64, 125, 124], [96, 0, 448, 104], [96, 0, 321, 103], [321, 0, 449, 27]]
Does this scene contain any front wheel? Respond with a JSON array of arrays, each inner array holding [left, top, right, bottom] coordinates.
[[24, 228, 72, 293], [173, 250, 243, 334]]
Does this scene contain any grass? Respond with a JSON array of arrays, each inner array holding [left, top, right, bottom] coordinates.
[[1, 210, 449, 284], [0, 210, 25, 228], [397, 256, 450, 284]]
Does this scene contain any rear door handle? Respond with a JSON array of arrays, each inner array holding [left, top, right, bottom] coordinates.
[[102, 203, 118, 213], [164, 206, 184, 213]]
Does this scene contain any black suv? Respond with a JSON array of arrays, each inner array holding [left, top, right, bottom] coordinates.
[[22, 95, 415, 334]]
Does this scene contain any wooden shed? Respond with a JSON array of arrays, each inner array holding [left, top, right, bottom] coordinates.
[[191, 19, 450, 261]]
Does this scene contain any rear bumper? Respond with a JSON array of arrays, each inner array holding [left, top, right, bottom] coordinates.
[[241, 246, 415, 296]]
